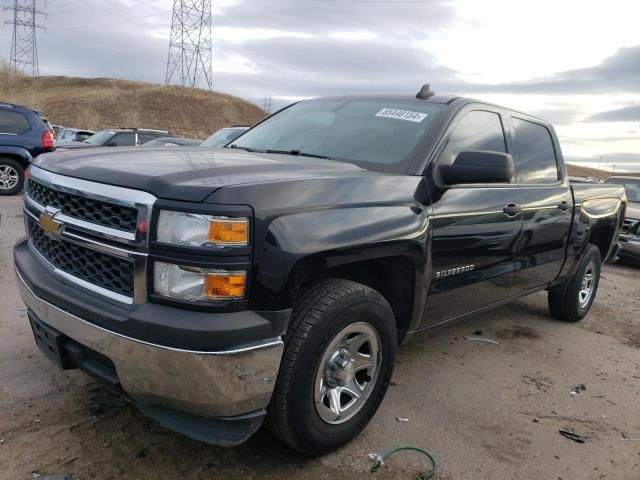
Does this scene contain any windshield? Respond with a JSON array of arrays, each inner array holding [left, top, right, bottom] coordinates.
[[201, 127, 248, 147], [229, 99, 442, 172], [84, 130, 115, 145], [607, 178, 640, 202]]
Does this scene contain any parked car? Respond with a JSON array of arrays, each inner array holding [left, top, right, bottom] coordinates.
[[605, 176, 640, 260], [142, 137, 201, 147], [56, 128, 169, 150], [57, 128, 95, 143], [568, 175, 600, 184], [51, 125, 65, 139], [14, 87, 625, 454], [0, 102, 54, 195], [200, 126, 249, 147]]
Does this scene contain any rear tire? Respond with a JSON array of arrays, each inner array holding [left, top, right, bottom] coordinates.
[[268, 279, 397, 455], [548, 245, 601, 322], [0, 158, 25, 196]]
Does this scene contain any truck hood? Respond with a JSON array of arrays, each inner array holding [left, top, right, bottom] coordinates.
[[33, 147, 367, 202]]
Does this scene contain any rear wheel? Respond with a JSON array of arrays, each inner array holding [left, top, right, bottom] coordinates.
[[268, 279, 397, 455], [548, 245, 601, 322], [0, 158, 25, 196]]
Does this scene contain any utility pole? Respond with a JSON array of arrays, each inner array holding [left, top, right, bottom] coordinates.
[[165, 0, 213, 90], [3, 0, 45, 77], [263, 95, 272, 113]]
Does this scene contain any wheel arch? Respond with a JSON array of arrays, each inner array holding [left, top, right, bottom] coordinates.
[[285, 251, 423, 344]]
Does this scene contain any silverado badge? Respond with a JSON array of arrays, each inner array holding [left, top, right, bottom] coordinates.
[[39, 207, 63, 236], [435, 265, 475, 279]]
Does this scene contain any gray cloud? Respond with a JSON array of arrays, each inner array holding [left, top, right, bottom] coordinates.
[[469, 46, 640, 96], [587, 105, 640, 122]]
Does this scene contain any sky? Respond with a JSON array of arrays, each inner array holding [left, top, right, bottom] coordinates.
[[1, 0, 639, 172]]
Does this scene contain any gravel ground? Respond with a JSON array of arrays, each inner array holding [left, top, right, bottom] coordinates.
[[1, 194, 639, 480]]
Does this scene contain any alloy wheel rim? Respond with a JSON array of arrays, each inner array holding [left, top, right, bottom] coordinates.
[[0, 165, 19, 190], [314, 322, 381, 425], [578, 260, 596, 308]]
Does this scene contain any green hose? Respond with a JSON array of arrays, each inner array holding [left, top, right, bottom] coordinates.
[[369, 445, 438, 480]]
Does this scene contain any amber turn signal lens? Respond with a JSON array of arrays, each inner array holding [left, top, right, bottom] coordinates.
[[209, 220, 249, 245], [205, 273, 246, 299]]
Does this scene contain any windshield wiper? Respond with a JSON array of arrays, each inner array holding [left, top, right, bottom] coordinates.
[[265, 149, 331, 160], [227, 144, 257, 152]]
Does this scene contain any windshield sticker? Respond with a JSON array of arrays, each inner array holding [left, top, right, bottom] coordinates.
[[375, 108, 429, 123]]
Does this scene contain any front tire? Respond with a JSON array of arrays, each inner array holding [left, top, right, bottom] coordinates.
[[0, 158, 25, 196], [268, 279, 397, 455], [548, 245, 601, 322]]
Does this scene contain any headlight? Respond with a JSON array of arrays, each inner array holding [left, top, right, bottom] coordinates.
[[157, 210, 249, 247], [154, 262, 246, 301]]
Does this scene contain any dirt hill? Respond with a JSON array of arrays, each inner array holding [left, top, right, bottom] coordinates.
[[0, 71, 266, 139], [565, 164, 640, 180]]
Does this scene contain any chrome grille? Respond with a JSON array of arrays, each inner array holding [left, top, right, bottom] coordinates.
[[27, 179, 138, 232], [27, 216, 134, 298], [622, 218, 639, 235]]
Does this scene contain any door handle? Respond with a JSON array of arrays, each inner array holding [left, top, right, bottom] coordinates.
[[558, 201, 570, 211], [503, 203, 523, 216]]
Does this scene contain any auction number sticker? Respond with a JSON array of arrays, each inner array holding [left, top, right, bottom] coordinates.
[[375, 108, 429, 123]]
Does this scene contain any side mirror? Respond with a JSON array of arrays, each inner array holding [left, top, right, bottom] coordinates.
[[440, 150, 514, 185], [106, 142, 117, 147]]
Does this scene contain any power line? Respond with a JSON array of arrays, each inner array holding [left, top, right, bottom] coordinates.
[[3, 0, 45, 77], [165, 0, 213, 91]]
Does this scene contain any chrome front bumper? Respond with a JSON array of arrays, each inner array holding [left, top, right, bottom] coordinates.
[[16, 269, 284, 419], [619, 234, 640, 258]]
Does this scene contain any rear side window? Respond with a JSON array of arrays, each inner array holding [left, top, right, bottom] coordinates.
[[439, 110, 506, 166], [111, 133, 135, 146], [138, 133, 159, 144], [0, 110, 31, 134], [512, 118, 559, 184]]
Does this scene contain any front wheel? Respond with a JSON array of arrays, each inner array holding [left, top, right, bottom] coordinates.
[[268, 279, 397, 455], [548, 245, 602, 322]]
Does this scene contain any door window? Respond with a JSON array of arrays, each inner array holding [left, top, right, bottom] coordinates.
[[512, 118, 559, 184], [439, 110, 506, 166]]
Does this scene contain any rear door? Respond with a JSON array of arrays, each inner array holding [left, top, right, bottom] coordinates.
[[508, 116, 573, 291], [422, 107, 525, 325]]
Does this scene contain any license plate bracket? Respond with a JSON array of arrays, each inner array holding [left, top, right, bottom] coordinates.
[[28, 313, 74, 370]]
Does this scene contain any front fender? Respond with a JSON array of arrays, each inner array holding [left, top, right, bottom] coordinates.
[[251, 204, 430, 312]]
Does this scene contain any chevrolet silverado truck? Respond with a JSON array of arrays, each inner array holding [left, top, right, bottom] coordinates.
[[14, 87, 626, 454]]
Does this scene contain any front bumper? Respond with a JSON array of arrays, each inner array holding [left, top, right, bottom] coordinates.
[[619, 234, 640, 258], [15, 263, 285, 445]]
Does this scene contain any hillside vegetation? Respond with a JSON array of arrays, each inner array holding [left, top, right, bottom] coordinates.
[[0, 70, 266, 139]]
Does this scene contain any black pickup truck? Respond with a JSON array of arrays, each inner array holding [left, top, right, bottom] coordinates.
[[14, 87, 626, 455]]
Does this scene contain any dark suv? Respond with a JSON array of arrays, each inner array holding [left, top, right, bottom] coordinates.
[[56, 128, 169, 150], [0, 102, 55, 195]]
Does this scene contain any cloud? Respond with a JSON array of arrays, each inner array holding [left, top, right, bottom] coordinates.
[[471, 46, 640, 95], [587, 105, 640, 122]]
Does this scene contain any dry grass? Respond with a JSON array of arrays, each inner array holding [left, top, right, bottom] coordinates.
[[0, 70, 266, 139]]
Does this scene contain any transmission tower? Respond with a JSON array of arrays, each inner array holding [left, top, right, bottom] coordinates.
[[165, 0, 213, 90], [263, 95, 272, 113], [3, 0, 45, 77]]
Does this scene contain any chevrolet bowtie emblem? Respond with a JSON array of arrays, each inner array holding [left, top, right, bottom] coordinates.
[[39, 207, 63, 236]]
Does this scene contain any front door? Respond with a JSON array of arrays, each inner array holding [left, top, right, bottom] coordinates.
[[422, 109, 524, 326]]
